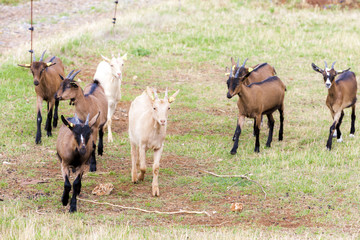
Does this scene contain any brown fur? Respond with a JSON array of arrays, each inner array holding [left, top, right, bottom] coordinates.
[[312, 62, 357, 150]]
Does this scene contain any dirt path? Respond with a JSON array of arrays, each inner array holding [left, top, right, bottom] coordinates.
[[0, 0, 114, 55]]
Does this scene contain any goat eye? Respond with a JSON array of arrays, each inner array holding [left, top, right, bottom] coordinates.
[[168, 107, 171, 110], [153, 107, 156, 110]]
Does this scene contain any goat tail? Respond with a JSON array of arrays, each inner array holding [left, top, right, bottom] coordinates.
[[93, 79, 100, 85], [273, 67, 277, 76]]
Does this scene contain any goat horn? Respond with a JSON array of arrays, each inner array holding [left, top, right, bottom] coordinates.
[[74, 113, 81, 125], [152, 88, 159, 100], [241, 58, 248, 68], [66, 70, 75, 79], [229, 65, 233, 78], [234, 67, 241, 78], [39, 50, 46, 62], [85, 114, 90, 126], [69, 70, 81, 80], [236, 58, 240, 68], [324, 61, 328, 69], [33, 51, 36, 62], [331, 61, 336, 69], [165, 88, 168, 99]]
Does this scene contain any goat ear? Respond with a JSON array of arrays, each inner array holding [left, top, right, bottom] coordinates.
[[61, 115, 74, 129], [146, 86, 155, 101], [337, 68, 351, 75], [122, 53, 127, 61], [46, 62, 56, 67], [89, 112, 100, 128], [18, 64, 31, 68], [169, 90, 180, 103], [311, 63, 323, 73], [101, 55, 111, 63], [231, 57, 236, 66]]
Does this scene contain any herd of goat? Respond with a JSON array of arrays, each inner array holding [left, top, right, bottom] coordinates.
[[18, 51, 357, 212]]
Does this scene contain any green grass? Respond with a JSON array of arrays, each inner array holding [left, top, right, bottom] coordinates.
[[1, 0, 360, 239]]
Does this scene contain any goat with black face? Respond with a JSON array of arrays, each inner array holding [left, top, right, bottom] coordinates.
[[311, 61, 357, 150], [56, 113, 100, 213], [226, 61, 286, 154]]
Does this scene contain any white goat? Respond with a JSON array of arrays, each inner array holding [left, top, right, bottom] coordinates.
[[128, 87, 180, 196], [94, 53, 127, 142]]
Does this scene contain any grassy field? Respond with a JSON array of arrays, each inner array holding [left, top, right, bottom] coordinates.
[[1, 0, 360, 239]]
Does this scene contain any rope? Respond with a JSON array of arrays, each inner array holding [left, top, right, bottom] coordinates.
[[29, 0, 34, 63], [112, 1, 119, 27]]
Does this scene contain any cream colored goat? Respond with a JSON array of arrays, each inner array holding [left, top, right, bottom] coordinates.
[[128, 87, 179, 196]]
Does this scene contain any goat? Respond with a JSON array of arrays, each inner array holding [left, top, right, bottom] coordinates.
[[93, 53, 127, 142], [226, 65, 286, 154], [128, 87, 179, 196], [18, 50, 64, 144], [57, 112, 100, 212], [227, 58, 277, 141], [311, 61, 357, 150], [55, 70, 108, 172]]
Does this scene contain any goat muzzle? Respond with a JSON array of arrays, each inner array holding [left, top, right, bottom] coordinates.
[[33, 80, 39, 86], [227, 92, 233, 99], [79, 146, 86, 156]]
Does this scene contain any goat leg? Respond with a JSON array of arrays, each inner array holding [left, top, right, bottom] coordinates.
[[336, 111, 344, 142], [254, 117, 261, 153], [53, 99, 59, 128], [266, 114, 275, 148], [45, 107, 53, 137], [230, 116, 245, 155], [98, 126, 104, 156], [279, 107, 284, 141], [350, 105, 356, 136], [89, 142, 97, 172], [62, 175, 71, 206], [69, 174, 82, 213]]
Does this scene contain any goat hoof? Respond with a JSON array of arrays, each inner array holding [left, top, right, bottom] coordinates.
[[89, 165, 96, 172], [98, 149, 103, 156], [69, 206, 77, 213], [47, 132, 52, 137], [35, 139, 41, 144], [266, 143, 271, 148], [337, 137, 343, 143], [230, 150, 237, 155], [152, 186, 159, 197], [254, 148, 260, 153], [349, 134, 355, 138], [61, 197, 69, 206]]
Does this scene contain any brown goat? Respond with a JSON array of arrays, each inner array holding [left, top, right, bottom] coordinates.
[[57, 113, 100, 212], [55, 70, 108, 172], [18, 50, 64, 144], [227, 58, 277, 140], [312, 61, 357, 150], [226, 65, 286, 154]]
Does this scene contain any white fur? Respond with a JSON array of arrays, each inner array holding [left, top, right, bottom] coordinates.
[[337, 136, 343, 142], [94, 53, 127, 142], [333, 130, 337, 137], [349, 134, 355, 137]]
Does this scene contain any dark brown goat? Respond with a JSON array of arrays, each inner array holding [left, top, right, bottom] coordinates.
[[18, 50, 64, 144], [226, 64, 286, 154], [312, 61, 357, 150], [227, 58, 277, 141], [57, 113, 100, 212], [55, 70, 108, 172]]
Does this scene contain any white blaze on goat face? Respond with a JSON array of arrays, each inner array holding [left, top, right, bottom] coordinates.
[[325, 69, 332, 89], [80, 135, 85, 145]]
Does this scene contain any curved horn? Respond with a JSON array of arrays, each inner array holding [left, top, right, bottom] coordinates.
[[234, 67, 241, 78], [69, 70, 81, 80], [66, 70, 75, 79], [164, 88, 168, 99], [331, 61, 336, 69], [74, 113, 81, 125], [85, 114, 90, 126], [33, 51, 36, 62], [152, 88, 159, 100], [39, 50, 46, 62], [229, 66, 233, 78], [236, 58, 240, 68], [324, 61, 328, 70], [241, 58, 248, 68]]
